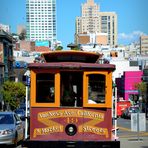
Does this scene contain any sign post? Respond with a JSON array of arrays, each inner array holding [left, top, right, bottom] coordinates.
[[25, 82, 28, 139], [24, 70, 30, 139], [114, 87, 118, 140]]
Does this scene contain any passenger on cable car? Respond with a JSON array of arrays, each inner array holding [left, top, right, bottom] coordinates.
[[61, 80, 76, 106]]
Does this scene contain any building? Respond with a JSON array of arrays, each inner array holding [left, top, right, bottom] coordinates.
[[77, 33, 108, 45], [140, 35, 148, 55], [116, 71, 143, 103], [0, 62, 4, 110], [0, 62, 4, 85], [98, 12, 117, 47], [0, 24, 10, 33], [75, 0, 117, 47], [16, 40, 35, 51], [110, 58, 140, 81], [26, 0, 57, 44], [0, 29, 15, 81]]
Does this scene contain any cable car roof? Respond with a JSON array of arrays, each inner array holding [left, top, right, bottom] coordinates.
[[42, 50, 102, 63]]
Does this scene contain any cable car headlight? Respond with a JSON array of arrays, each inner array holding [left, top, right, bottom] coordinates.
[[65, 124, 77, 136]]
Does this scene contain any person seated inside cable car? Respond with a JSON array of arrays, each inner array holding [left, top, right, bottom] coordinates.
[[61, 73, 80, 106], [88, 85, 105, 104], [42, 87, 54, 103], [61, 83, 76, 106]]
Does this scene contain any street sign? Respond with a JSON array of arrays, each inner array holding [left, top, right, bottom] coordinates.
[[26, 76, 30, 86], [24, 70, 30, 86]]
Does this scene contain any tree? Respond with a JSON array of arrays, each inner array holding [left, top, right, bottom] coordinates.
[[134, 82, 147, 99], [0, 81, 26, 110], [71, 47, 80, 51], [134, 82, 147, 113], [55, 46, 63, 50], [67, 43, 79, 50]]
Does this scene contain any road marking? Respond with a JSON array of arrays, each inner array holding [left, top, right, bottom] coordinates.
[[119, 132, 148, 138], [118, 126, 131, 132], [118, 126, 148, 138]]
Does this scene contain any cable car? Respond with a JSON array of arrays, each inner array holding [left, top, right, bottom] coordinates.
[[23, 50, 120, 148]]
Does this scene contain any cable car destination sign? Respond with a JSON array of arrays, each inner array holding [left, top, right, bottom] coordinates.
[[31, 108, 111, 140]]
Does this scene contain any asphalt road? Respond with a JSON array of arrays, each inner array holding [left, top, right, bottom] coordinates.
[[117, 118, 148, 138], [117, 118, 148, 148]]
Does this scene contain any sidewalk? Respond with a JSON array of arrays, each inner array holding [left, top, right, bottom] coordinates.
[[120, 137, 148, 148]]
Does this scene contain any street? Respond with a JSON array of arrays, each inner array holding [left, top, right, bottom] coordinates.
[[117, 118, 148, 138], [117, 118, 148, 148]]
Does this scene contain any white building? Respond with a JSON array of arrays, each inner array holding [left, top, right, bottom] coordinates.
[[0, 24, 10, 32], [26, 0, 57, 44], [110, 58, 140, 81]]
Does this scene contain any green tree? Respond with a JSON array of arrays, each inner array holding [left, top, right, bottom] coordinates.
[[71, 47, 79, 51], [55, 46, 63, 50], [0, 81, 26, 110], [134, 82, 147, 102], [67, 43, 80, 50]]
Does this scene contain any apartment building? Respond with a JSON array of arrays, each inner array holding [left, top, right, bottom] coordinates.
[[140, 35, 148, 54], [26, 0, 57, 44], [75, 0, 117, 47]]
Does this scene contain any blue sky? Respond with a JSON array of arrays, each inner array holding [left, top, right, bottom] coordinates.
[[0, 0, 148, 48]]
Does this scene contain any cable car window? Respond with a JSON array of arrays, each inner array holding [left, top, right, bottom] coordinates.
[[36, 73, 55, 103], [88, 74, 105, 104], [60, 72, 83, 107]]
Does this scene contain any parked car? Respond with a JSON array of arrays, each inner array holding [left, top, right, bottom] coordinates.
[[14, 109, 25, 121], [0, 112, 24, 146], [121, 106, 140, 119], [20, 103, 30, 117]]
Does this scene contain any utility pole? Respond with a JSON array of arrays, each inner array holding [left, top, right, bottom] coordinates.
[[24, 70, 30, 139]]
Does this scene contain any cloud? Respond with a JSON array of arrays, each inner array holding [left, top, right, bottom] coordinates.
[[118, 31, 147, 44]]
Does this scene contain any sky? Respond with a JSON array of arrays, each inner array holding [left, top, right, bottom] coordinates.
[[0, 0, 148, 49]]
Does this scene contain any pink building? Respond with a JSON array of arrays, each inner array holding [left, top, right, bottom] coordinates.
[[116, 71, 143, 103]]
